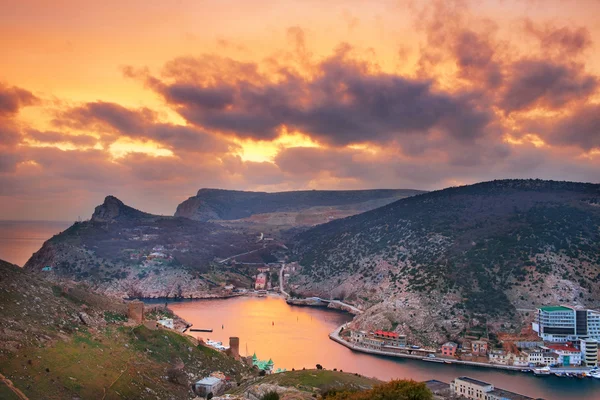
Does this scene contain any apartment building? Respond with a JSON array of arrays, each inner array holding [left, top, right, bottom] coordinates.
[[532, 305, 600, 342]]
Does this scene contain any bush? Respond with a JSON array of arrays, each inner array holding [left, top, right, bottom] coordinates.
[[261, 392, 280, 400]]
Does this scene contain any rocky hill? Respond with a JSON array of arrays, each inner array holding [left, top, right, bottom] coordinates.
[[290, 179, 600, 345], [0, 259, 256, 399], [175, 188, 424, 222], [24, 196, 268, 298]]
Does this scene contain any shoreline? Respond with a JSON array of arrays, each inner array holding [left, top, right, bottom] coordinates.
[[328, 324, 595, 374]]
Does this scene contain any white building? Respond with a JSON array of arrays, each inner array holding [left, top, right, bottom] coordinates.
[[193, 376, 224, 398], [450, 376, 535, 400], [521, 348, 559, 366], [545, 344, 582, 366], [532, 305, 600, 342], [580, 339, 599, 367]]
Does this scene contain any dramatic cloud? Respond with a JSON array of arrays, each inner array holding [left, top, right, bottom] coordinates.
[[524, 19, 592, 57], [0, 83, 38, 116], [142, 55, 495, 149], [500, 60, 597, 113]]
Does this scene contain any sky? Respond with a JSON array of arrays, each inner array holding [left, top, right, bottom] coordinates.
[[1, 0, 600, 220]]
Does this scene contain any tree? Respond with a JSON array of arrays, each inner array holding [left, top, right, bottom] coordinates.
[[261, 392, 280, 400]]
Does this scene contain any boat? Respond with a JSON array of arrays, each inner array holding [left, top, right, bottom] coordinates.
[[554, 372, 565, 377], [590, 371, 600, 380], [533, 367, 551, 376], [444, 361, 452, 364]]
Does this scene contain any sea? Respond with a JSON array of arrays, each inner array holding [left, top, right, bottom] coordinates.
[[0, 220, 72, 267]]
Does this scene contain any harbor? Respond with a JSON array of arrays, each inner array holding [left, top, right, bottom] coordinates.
[[160, 296, 600, 400]]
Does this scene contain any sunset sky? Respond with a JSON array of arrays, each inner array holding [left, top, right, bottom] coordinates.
[[1, 0, 600, 220]]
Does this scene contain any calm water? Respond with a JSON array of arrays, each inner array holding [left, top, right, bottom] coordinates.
[[0, 220, 72, 266], [166, 296, 600, 400]]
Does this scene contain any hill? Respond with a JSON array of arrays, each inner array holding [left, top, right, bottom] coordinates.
[[0, 259, 254, 399], [290, 179, 600, 345], [23, 196, 269, 298], [175, 188, 424, 222]]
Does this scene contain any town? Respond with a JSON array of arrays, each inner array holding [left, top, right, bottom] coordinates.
[[333, 304, 600, 380]]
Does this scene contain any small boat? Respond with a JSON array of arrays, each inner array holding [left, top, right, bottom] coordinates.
[[444, 361, 452, 364], [590, 371, 600, 380], [554, 372, 565, 377], [533, 367, 551, 376]]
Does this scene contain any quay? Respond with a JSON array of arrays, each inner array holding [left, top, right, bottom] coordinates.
[[328, 324, 595, 374]]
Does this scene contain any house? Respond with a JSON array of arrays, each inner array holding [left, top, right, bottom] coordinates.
[[441, 342, 457, 357], [362, 337, 385, 349], [255, 273, 267, 290], [350, 330, 366, 344], [472, 340, 489, 355], [224, 284, 234, 291], [192, 376, 225, 398], [450, 376, 535, 400], [546, 343, 582, 366], [489, 350, 509, 365]]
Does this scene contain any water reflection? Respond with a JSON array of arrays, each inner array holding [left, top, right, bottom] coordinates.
[[166, 296, 600, 400]]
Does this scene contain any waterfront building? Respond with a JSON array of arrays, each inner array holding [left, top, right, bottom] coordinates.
[[489, 350, 509, 365], [373, 330, 407, 347], [450, 376, 534, 400], [545, 343, 581, 366], [255, 273, 267, 290], [251, 353, 275, 374], [350, 330, 366, 344], [472, 340, 489, 355], [441, 342, 457, 357], [580, 338, 599, 367], [532, 305, 600, 342], [521, 347, 559, 366], [362, 336, 385, 349]]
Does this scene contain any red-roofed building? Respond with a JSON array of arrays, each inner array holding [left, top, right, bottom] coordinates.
[[372, 330, 407, 347], [545, 343, 581, 366]]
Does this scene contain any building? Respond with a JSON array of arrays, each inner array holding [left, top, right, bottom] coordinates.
[[350, 330, 366, 344], [450, 376, 535, 400], [157, 318, 174, 329], [521, 348, 559, 366], [472, 340, 489, 355], [545, 343, 581, 366], [192, 376, 225, 398], [532, 305, 600, 342], [580, 339, 599, 367], [251, 353, 274, 374], [255, 273, 267, 290], [489, 350, 509, 365], [362, 337, 385, 349], [373, 330, 407, 347], [441, 342, 457, 357]]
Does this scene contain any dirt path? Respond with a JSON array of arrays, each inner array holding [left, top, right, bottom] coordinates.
[[0, 372, 29, 400]]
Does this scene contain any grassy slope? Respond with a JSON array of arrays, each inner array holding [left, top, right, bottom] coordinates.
[[232, 369, 380, 396], [0, 261, 253, 400]]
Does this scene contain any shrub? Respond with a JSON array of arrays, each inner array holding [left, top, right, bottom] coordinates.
[[261, 392, 280, 400]]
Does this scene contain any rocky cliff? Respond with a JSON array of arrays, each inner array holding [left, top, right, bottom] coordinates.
[[175, 188, 424, 221], [24, 196, 262, 298]]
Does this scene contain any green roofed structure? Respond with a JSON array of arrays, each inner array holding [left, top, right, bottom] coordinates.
[[533, 305, 600, 343]]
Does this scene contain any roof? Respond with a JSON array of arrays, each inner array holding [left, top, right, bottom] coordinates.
[[539, 305, 571, 312], [374, 330, 399, 338], [488, 388, 534, 400], [547, 344, 579, 352], [442, 342, 457, 348], [456, 376, 492, 387], [424, 380, 450, 393], [195, 376, 222, 386]]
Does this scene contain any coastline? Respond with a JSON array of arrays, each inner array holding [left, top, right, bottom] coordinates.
[[328, 324, 595, 374]]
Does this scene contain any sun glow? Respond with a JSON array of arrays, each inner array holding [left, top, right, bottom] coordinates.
[[108, 138, 174, 158]]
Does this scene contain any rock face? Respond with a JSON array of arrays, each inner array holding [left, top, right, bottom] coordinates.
[[175, 188, 424, 221], [91, 195, 153, 222], [291, 179, 600, 344]]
